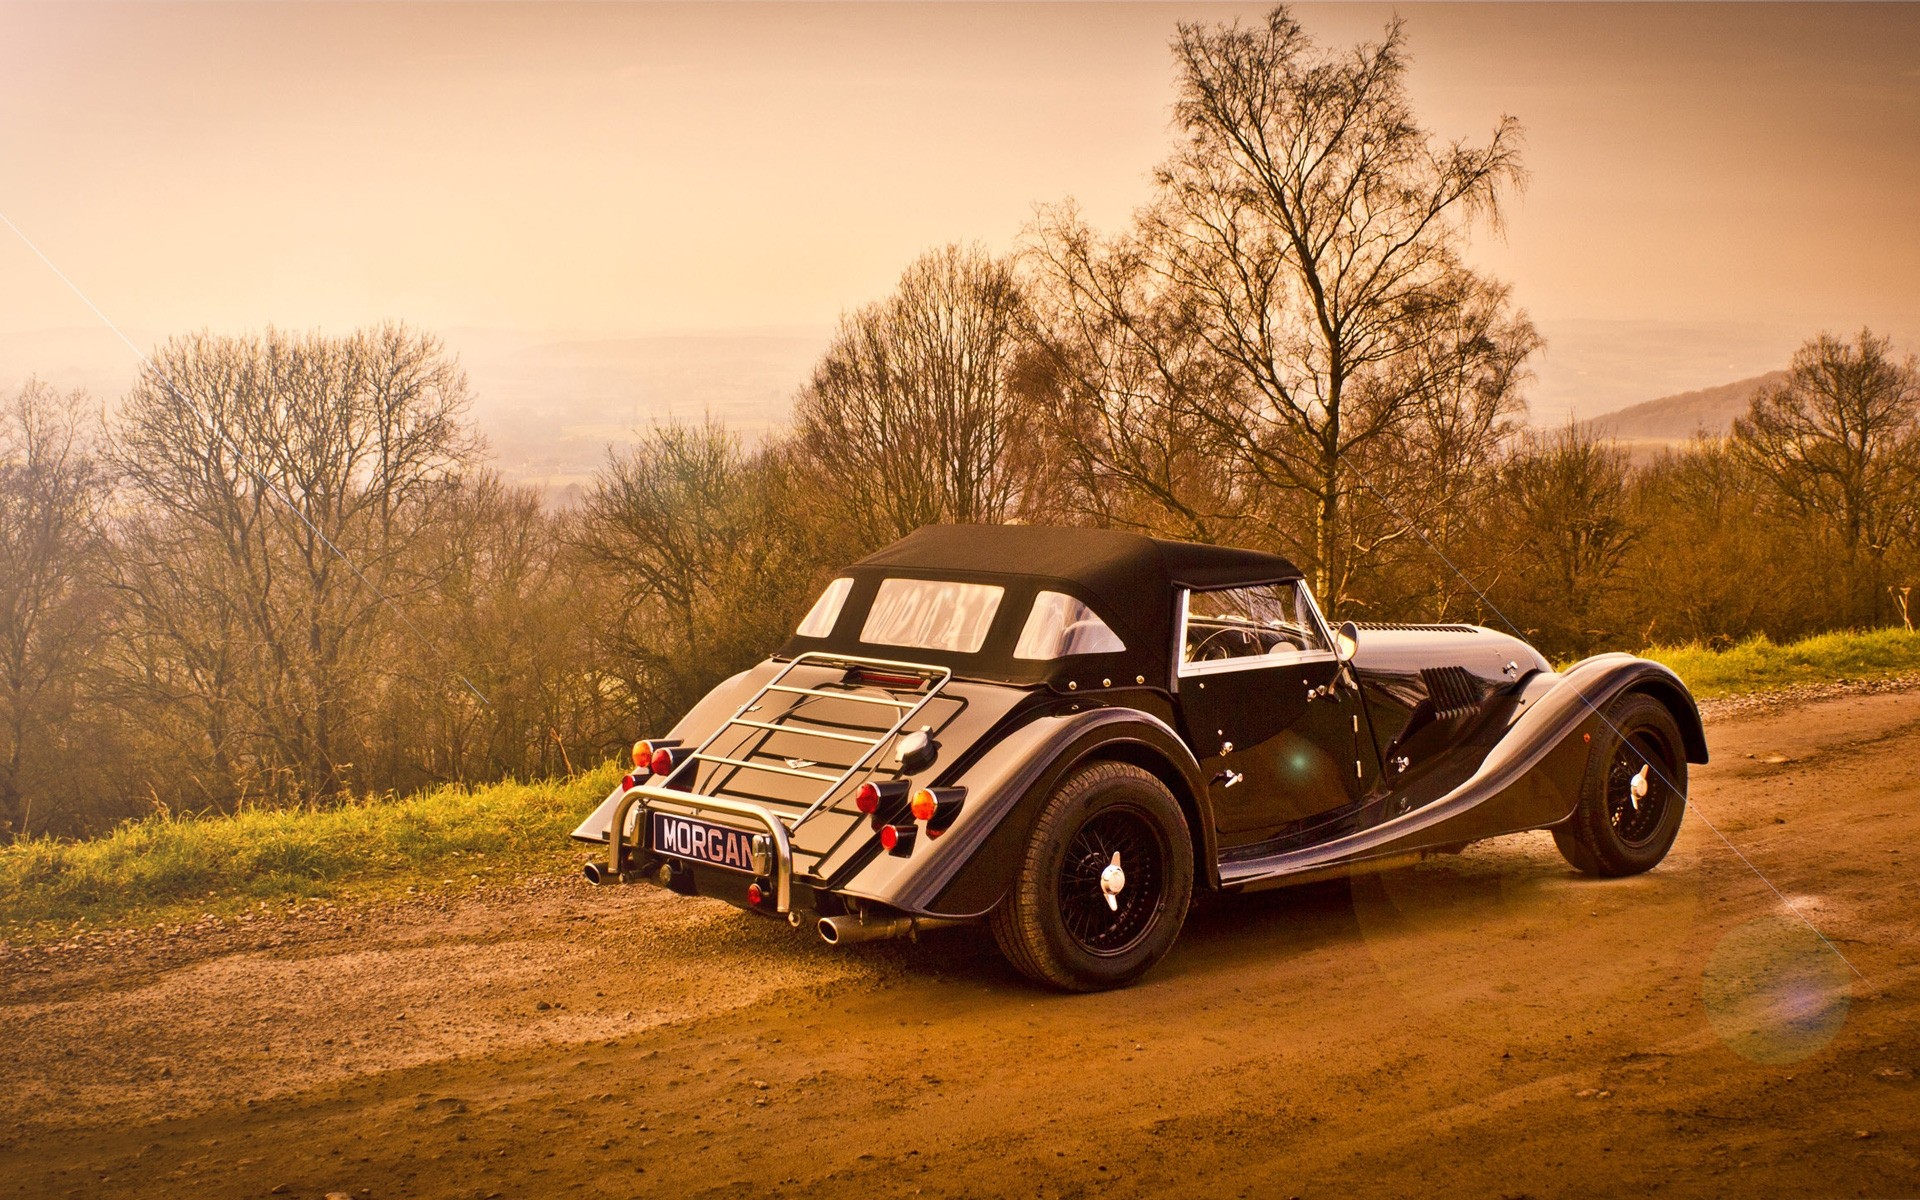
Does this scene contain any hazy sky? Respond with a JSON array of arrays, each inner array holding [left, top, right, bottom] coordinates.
[[3, 1, 1917, 450]]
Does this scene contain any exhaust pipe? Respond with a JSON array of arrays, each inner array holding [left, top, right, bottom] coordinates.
[[583, 861, 623, 886], [817, 914, 964, 946]]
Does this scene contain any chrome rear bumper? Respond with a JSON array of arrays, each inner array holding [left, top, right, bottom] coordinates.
[[599, 784, 797, 913]]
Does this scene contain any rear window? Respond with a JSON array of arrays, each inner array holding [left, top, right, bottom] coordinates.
[[1013, 591, 1126, 659], [860, 578, 1005, 654]]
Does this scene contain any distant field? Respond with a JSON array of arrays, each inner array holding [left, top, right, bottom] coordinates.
[[5, 627, 1920, 941]]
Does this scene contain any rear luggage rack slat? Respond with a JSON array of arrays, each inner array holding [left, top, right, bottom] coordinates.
[[691, 751, 842, 783], [761, 683, 916, 708], [726, 717, 878, 745]]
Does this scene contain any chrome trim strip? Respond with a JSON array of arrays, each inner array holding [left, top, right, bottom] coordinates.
[[1178, 649, 1338, 677]]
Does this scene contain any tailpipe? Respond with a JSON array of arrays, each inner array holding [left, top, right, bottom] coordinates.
[[582, 861, 625, 886], [817, 914, 963, 946]]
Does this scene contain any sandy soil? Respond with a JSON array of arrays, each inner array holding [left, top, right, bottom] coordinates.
[[3, 689, 1918, 1199]]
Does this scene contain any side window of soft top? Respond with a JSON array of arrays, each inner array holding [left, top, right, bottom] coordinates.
[[1013, 591, 1127, 660], [795, 577, 853, 638]]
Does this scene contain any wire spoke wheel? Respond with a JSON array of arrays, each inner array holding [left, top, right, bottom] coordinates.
[[1055, 805, 1166, 956], [1554, 691, 1689, 878], [1606, 729, 1673, 848], [992, 761, 1194, 990]]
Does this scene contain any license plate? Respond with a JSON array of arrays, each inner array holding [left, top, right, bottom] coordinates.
[[649, 811, 759, 875]]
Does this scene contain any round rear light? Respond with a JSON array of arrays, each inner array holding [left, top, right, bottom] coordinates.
[[855, 783, 881, 814], [910, 789, 936, 822], [620, 774, 636, 791], [651, 747, 675, 776], [631, 741, 649, 768], [747, 882, 764, 906], [879, 824, 900, 850]]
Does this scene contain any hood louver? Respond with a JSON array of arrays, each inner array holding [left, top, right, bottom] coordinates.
[[1421, 666, 1482, 720]]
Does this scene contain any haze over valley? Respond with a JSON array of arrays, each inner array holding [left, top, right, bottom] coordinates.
[[4, 3, 1915, 490]]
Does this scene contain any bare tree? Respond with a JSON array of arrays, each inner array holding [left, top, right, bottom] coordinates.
[[1732, 329, 1920, 624], [111, 324, 479, 806], [370, 473, 614, 790], [0, 381, 109, 839], [794, 244, 1044, 546], [1343, 272, 1539, 614], [1486, 425, 1638, 656], [1021, 205, 1256, 543], [571, 420, 823, 732], [1143, 6, 1529, 599]]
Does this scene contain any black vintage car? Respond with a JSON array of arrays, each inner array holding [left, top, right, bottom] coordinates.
[[574, 525, 1707, 991]]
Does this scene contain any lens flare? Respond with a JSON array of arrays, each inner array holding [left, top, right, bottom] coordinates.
[[1702, 914, 1851, 1064]]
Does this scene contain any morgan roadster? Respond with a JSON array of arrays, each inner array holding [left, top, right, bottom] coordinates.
[[574, 524, 1707, 991]]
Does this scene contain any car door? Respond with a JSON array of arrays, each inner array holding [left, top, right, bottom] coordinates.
[[1174, 581, 1372, 842]]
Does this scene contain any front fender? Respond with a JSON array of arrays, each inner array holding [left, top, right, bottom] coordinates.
[[835, 706, 1212, 919], [1223, 653, 1708, 887]]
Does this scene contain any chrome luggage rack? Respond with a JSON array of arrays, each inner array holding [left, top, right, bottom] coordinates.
[[600, 651, 952, 913]]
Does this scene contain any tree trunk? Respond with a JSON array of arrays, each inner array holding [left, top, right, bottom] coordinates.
[[1315, 475, 1338, 602]]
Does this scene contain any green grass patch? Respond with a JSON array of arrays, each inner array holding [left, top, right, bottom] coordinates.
[[0, 762, 621, 941], [1644, 627, 1920, 700]]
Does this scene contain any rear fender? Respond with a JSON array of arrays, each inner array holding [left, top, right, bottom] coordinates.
[[838, 707, 1213, 919]]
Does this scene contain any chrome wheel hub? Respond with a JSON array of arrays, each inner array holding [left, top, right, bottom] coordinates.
[[1099, 852, 1126, 912]]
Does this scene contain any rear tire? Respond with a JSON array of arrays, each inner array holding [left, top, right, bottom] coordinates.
[[1553, 691, 1687, 877], [990, 761, 1194, 992]]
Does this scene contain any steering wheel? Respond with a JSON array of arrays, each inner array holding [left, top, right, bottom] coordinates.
[[1190, 625, 1259, 662]]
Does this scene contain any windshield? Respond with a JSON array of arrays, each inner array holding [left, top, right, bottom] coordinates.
[[859, 578, 1005, 654]]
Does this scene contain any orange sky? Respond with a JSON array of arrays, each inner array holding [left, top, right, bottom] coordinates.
[[2, 2, 1916, 443]]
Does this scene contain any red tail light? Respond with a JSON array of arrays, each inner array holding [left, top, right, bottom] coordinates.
[[879, 823, 916, 855], [650, 744, 689, 773], [852, 668, 926, 690], [635, 739, 681, 775], [747, 882, 764, 906], [854, 780, 910, 816]]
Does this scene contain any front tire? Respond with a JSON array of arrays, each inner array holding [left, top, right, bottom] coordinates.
[[1553, 691, 1688, 877], [990, 761, 1194, 992]]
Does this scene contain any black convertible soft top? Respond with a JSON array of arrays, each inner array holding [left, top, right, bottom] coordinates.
[[782, 524, 1303, 690]]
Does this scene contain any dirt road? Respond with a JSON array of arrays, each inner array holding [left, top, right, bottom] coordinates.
[[4, 690, 1918, 1199]]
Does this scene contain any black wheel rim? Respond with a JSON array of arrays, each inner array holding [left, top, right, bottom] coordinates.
[[1606, 728, 1674, 848], [1057, 804, 1167, 957]]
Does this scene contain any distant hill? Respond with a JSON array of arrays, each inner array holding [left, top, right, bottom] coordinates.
[[1580, 371, 1786, 444]]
